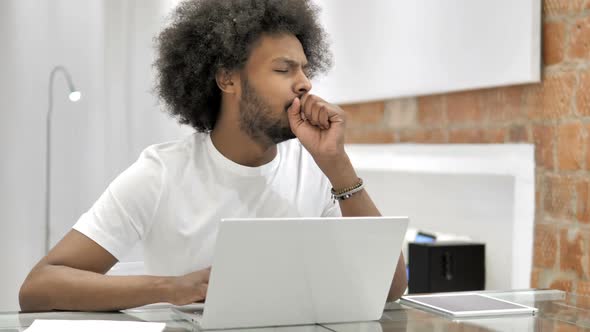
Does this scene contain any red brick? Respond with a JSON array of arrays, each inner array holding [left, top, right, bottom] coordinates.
[[543, 0, 586, 16], [508, 125, 530, 142], [555, 323, 583, 332], [417, 95, 446, 126], [345, 128, 395, 144], [533, 125, 555, 169], [481, 86, 524, 124], [536, 186, 543, 221], [544, 21, 567, 65], [449, 129, 485, 143], [577, 69, 590, 116], [549, 278, 574, 292], [446, 91, 485, 124], [536, 174, 543, 223], [399, 129, 446, 143], [384, 98, 417, 129], [577, 180, 590, 223], [544, 175, 576, 219], [536, 320, 557, 331], [524, 72, 576, 120], [569, 16, 590, 60], [531, 268, 542, 288], [533, 224, 559, 268], [580, 280, 590, 295], [341, 101, 384, 127], [483, 128, 506, 143], [578, 280, 590, 309], [560, 229, 588, 278], [557, 122, 584, 171]]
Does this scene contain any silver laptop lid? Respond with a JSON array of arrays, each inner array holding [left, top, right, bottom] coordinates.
[[199, 217, 409, 329]]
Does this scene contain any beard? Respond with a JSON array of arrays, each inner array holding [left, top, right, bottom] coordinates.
[[239, 78, 296, 146]]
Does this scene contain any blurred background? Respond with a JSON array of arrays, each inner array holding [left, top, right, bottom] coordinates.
[[1, 0, 589, 312], [0, 0, 190, 311]]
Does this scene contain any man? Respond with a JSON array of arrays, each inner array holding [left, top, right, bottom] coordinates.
[[19, 0, 407, 312]]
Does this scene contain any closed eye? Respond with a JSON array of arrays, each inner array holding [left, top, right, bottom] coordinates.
[[274, 69, 289, 73]]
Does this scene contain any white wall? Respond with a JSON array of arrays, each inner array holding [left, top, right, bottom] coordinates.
[[0, 0, 188, 311], [345, 144, 535, 290], [0, 0, 50, 313]]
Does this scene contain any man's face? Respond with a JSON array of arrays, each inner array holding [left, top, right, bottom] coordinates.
[[238, 33, 312, 146]]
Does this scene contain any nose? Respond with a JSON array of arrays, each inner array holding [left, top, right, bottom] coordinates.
[[294, 70, 312, 96]]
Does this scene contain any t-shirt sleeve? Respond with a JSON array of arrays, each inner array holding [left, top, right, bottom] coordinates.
[[72, 148, 165, 260]]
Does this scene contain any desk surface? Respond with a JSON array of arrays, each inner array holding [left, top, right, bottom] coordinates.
[[1, 290, 588, 331]]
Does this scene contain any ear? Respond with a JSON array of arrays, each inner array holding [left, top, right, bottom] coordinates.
[[215, 69, 238, 93]]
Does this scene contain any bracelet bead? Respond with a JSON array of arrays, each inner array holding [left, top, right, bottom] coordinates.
[[331, 178, 364, 202]]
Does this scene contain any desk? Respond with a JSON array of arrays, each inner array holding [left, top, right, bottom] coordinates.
[[1, 290, 588, 331]]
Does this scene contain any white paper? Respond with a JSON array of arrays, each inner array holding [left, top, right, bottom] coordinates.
[[24, 319, 165, 332]]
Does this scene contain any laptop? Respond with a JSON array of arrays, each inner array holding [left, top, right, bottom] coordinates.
[[172, 216, 409, 330]]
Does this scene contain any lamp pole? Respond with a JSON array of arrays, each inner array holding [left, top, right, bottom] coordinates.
[[46, 66, 81, 254]]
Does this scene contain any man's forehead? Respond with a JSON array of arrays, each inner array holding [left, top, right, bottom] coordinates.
[[248, 34, 308, 65], [271, 57, 309, 67]]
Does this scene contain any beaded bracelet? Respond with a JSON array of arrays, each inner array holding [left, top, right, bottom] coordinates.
[[331, 178, 364, 202]]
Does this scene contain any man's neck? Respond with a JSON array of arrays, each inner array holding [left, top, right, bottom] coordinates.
[[210, 112, 278, 168]]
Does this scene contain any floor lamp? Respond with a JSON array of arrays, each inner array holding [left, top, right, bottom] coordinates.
[[46, 66, 81, 254]]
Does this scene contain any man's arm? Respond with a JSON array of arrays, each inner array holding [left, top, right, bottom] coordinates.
[[19, 230, 210, 312], [287, 95, 408, 302], [321, 156, 408, 302]]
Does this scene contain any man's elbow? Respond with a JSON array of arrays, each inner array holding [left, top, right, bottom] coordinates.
[[19, 272, 52, 312], [19, 281, 34, 312]]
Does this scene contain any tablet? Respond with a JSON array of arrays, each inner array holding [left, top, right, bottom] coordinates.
[[400, 293, 538, 318]]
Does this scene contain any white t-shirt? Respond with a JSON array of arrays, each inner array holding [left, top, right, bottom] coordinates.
[[73, 133, 341, 276]]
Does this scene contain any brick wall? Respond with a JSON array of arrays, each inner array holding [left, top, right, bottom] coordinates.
[[341, 0, 590, 296]]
